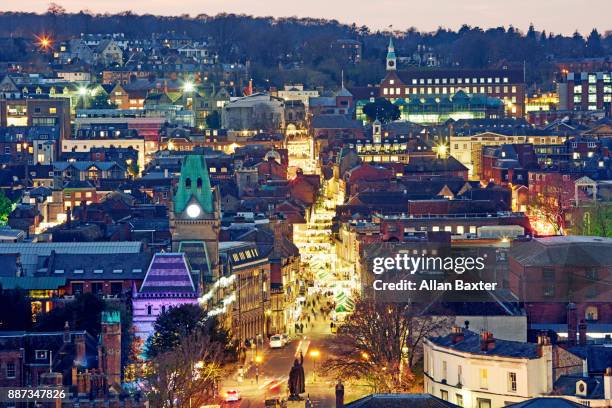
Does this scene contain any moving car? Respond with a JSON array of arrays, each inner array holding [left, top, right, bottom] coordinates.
[[269, 335, 283, 349], [224, 389, 241, 402], [279, 334, 289, 345]]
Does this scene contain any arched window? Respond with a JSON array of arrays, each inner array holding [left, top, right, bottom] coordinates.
[[197, 177, 203, 190], [161, 305, 166, 313], [185, 178, 191, 189], [585, 306, 598, 321], [147, 305, 152, 315]]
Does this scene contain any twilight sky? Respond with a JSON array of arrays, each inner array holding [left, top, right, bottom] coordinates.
[[6, 0, 612, 35]]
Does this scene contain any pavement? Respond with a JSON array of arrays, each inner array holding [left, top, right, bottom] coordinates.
[[219, 310, 358, 408]]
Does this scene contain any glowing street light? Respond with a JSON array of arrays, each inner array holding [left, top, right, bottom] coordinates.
[[183, 81, 195, 93], [35, 34, 53, 51], [78, 86, 88, 96], [309, 349, 320, 383], [435, 143, 448, 159]]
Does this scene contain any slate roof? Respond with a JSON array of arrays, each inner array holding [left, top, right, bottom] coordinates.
[[404, 156, 468, 174], [346, 393, 459, 408], [510, 236, 612, 267], [311, 114, 363, 129], [139, 252, 196, 295], [48, 252, 153, 280], [0, 330, 98, 371], [428, 330, 540, 359], [567, 345, 612, 374], [506, 398, 589, 407], [0, 242, 143, 276], [553, 375, 605, 400]]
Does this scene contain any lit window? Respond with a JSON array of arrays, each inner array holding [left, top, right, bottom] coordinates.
[[480, 368, 488, 389]]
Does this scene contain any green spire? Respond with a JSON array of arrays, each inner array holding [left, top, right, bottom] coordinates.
[[101, 310, 121, 324], [387, 37, 396, 60], [174, 155, 214, 215]]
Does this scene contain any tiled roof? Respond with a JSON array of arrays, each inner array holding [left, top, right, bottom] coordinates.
[[428, 330, 540, 359], [346, 393, 459, 408], [139, 252, 196, 294], [506, 398, 588, 407], [0, 242, 143, 276], [48, 252, 153, 280], [311, 114, 363, 129], [510, 236, 612, 267]]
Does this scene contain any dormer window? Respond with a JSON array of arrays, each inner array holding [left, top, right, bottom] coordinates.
[[576, 380, 587, 397], [185, 178, 191, 189], [197, 177, 202, 190]]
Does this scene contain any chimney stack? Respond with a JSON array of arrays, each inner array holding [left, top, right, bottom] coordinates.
[[578, 319, 588, 346], [451, 325, 465, 344], [480, 331, 495, 351], [604, 367, 612, 401], [567, 303, 577, 346]]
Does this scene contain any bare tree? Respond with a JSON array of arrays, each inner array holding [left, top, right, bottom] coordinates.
[[146, 331, 225, 408], [321, 300, 452, 393], [528, 176, 572, 235]]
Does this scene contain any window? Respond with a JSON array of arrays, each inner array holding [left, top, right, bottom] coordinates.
[[456, 394, 464, 407], [35, 350, 48, 360], [6, 362, 16, 379], [477, 398, 492, 408], [91, 282, 104, 295], [147, 305, 152, 315], [480, 368, 488, 389], [542, 268, 555, 280], [440, 390, 448, 401], [110, 282, 123, 296], [458, 365, 463, 384], [442, 360, 447, 381], [508, 372, 517, 392], [71, 282, 83, 295]]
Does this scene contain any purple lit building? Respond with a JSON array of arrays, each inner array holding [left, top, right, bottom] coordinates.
[[132, 252, 199, 340]]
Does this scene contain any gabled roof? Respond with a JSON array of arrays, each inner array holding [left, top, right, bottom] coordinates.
[[139, 252, 196, 294]]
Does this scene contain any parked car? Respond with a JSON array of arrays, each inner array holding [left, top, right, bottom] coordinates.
[[269, 335, 283, 349], [224, 389, 241, 402]]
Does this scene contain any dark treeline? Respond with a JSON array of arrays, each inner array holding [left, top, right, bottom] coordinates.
[[1, 10, 611, 89]]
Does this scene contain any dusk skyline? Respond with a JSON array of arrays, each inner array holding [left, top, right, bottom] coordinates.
[[7, 0, 612, 35]]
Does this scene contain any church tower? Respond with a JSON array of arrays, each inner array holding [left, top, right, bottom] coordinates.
[[170, 155, 220, 287], [373, 119, 382, 144], [386, 37, 397, 71]]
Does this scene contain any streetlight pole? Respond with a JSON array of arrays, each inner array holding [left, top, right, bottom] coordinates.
[[309, 349, 320, 383]]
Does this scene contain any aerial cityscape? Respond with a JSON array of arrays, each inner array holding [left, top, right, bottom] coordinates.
[[0, 3, 611, 408]]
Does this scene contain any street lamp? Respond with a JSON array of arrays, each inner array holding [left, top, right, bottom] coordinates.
[[309, 349, 320, 383], [254, 354, 263, 384], [183, 81, 195, 93]]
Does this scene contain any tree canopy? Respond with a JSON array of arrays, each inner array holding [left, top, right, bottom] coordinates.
[[363, 98, 400, 123]]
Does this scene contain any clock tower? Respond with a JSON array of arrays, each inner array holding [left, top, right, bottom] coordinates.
[[386, 37, 397, 71], [170, 155, 220, 287]]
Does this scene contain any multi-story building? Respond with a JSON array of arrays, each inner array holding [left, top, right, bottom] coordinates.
[[451, 132, 566, 179], [558, 71, 612, 115], [0, 97, 71, 140], [380, 39, 526, 117], [424, 329, 591, 408], [0, 126, 60, 165]]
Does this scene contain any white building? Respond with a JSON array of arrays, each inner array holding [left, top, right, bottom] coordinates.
[[423, 328, 612, 408]]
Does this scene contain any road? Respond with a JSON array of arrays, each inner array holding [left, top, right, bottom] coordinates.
[[219, 319, 343, 408]]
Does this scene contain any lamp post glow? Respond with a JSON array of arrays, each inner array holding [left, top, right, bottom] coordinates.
[[309, 349, 320, 383], [183, 81, 195, 93]]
